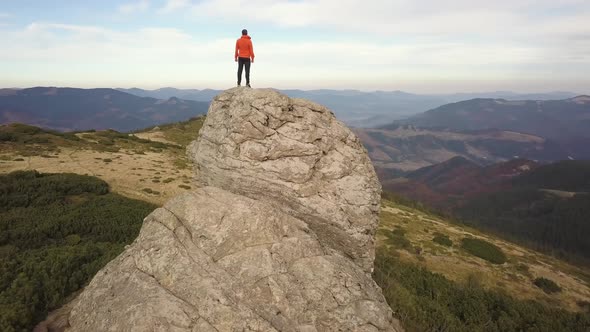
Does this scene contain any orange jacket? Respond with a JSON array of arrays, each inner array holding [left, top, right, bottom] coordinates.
[[235, 35, 254, 61]]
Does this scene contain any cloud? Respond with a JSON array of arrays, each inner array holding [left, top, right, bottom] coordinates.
[[2, 21, 585, 88], [159, 0, 191, 13], [2, 22, 552, 66], [118, 0, 150, 14], [181, 0, 590, 41], [1, 3, 589, 93]]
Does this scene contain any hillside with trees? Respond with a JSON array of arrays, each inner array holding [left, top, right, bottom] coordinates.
[[375, 195, 590, 331], [0, 171, 156, 331], [386, 159, 590, 265]]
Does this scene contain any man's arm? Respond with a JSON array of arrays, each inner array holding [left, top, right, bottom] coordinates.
[[235, 40, 239, 61], [250, 40, 255, 63]]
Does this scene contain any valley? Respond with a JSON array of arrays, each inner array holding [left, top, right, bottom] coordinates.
[[355, 125, 552, 172]]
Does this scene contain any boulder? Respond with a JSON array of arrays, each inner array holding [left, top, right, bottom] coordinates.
[[188, 88, 381, 272], [64, 88, 401, 332]]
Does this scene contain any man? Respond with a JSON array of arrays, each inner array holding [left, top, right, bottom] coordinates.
[[235, 29, 254, 87]]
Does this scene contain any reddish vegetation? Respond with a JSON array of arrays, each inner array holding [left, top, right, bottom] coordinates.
[[382, 157, 539, 210]]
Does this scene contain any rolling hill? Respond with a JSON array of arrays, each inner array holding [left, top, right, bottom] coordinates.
[[357, 95, 590, 173], [385, 158, 590, 264], [382, 157, 538, 208], [397, 96, 590, 140], [118, 87, 578, 128], [354, 124, 570, 174], [0, 87, 209, 132]]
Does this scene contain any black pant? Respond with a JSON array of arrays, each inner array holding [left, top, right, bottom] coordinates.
[[237, 57, 251, 85]]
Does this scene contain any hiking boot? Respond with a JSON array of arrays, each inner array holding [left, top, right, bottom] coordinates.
[[246, 83, 251, 88]]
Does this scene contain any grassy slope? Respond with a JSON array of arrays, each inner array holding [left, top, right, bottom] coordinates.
[[376, 198, 590, 313], [0, 118, 204, 205]]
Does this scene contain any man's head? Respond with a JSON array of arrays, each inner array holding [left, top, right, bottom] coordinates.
[[242, 29, 248, 36]]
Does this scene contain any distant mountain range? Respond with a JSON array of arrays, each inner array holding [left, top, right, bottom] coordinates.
[[382, 156, 539, 208], [395, 96, 590, 139], [354, 124, 581, 175], [358, 95, 590, 174], [385, 158, 590, 263], [118, 87, 579, 128], [117, 88, 221, 103], [0, 87, 208, 132], [3, 87, 588, 168]]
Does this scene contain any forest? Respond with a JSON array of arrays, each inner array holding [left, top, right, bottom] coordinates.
[[0, 170, 156, 332], [373, 247, 590, 332], [458, 160, 590, 264], [457, 188, 590, 265]]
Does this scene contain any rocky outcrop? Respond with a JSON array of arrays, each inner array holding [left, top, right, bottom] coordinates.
[[64, 88, 401, 331], [188, 88, 381, 272]]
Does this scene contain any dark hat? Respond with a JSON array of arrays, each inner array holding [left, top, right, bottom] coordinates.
[[242, 29, 248, 35]]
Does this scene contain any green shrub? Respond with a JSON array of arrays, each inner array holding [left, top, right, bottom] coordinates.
[[142, 188, 160, 195], [9, 123, 42, 135], [0, 132, 17, 142], [386, 229, 412, 250], [373, 247, 590, 332], [97, 138, 115, 146], [0, 171, 155, 331], [149, 142, 169, 149], [534, 277, 562, 294], [65, 234, 81, 246], [392, 228, 406, 236], [103, 158, 112, 163], [25, 136, 50, 144], [461, 238, 507, 264], [178, 184, 191, 190], [433, 232, 453, 247], [516, 263, 531, 276], [61, 132, 81, 141], [578, 300, 590, 312], [163, 178, 174, 183]]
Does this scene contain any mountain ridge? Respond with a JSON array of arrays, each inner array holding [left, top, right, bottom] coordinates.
[[117, 87, 580, 128], [384, 157, 590, 264], [0, 87, 208, 132], [396, 95, 590, 140]]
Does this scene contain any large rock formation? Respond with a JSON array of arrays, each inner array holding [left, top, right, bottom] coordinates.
[[188, 88, 381, 272], [64, 88, 401, 331]]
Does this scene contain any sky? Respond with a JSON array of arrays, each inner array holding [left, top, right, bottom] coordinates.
[[0, 0, 589, 93]]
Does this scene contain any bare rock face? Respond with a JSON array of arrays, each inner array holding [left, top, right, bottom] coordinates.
[[188, 88, 381, 272], [65, 88, 401, 332]]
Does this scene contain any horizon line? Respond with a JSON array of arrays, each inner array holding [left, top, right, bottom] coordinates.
[[0, 85, 585, 97]]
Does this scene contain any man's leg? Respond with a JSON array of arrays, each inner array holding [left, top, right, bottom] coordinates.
[[245, 59, 251, 86], [237, 58, 244, 86]]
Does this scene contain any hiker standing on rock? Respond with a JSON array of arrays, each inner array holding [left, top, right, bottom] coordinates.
[[235, 29, 254, 88]]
